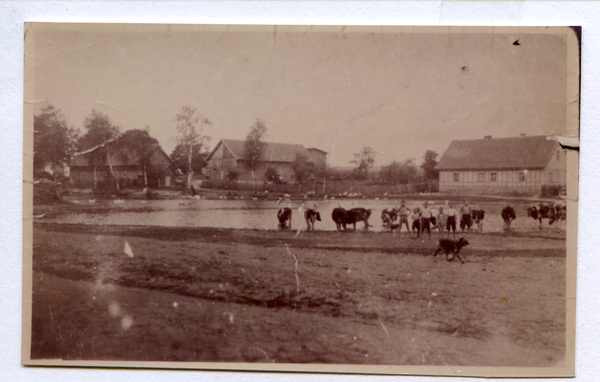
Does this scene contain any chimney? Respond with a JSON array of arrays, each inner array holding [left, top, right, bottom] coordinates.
[[484, 135, 492, 140], [520, 134, 526, 138]]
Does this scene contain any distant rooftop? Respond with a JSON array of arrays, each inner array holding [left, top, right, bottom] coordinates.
[[208, 139, 327, 163]]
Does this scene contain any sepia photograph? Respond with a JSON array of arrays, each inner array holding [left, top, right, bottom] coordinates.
[[22, 23, 579, 377]]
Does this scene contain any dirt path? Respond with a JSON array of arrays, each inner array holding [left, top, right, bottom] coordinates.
[[30, 223, 566, 366]]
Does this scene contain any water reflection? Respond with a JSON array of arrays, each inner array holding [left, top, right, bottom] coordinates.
[[44, 198, 559, 233]]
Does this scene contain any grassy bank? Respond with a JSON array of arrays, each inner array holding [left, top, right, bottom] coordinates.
[[30, 223, 566, 366]]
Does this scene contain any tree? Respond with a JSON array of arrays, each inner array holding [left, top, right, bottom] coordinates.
[[380, 158, 418, 186], [33, 105, 79, 177], [115, 128, 159, 189], [292, 153, 316, 186], [170, 143, 207, 175], [242, 119, 267, 194], [350, 145, 376, 178], [175, 106, 211, 188], [263, 167, 281, 184], [78, 110, 120, 189], [78, 109, 120, 150], [421, 150, 439, 180]]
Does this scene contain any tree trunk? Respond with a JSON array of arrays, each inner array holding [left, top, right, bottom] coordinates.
[[93, 165, 97, 189], [187, 143, 194, 190], [105, 149, 119, 191], [143, 163, 148, 188]]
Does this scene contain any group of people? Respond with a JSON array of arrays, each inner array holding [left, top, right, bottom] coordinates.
[[391, 199, 475, 239]]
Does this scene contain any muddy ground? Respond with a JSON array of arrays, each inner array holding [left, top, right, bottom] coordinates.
[[30, 223, 566, 366]]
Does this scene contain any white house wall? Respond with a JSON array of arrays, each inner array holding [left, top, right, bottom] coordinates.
[[439, 169, 566, 194]]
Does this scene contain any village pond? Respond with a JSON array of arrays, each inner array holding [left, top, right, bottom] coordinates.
[[36, 197, 564, 234]]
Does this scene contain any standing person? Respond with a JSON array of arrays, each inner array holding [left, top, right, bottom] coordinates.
[[420, 201, 433, 240], [397, 200, 411, 236], [445, 202, 458, 238], [436, 207, 447, 234], [460, 200, 473, 233]]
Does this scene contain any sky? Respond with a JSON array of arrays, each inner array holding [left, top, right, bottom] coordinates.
[[30, 24, 574, 168]]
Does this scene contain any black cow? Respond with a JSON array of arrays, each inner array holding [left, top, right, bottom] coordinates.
[[501, 205, 516, 231], [527, 203, 561, 229], [381, 208, 398, 228], [471, 210, 485, 232], [332, 207, 349, 231], [433, 237, 469, 263], [277, 207, 292, 229], [304, 208, 321, 231], [348, 208, 372, 230], [554, 203, 567, 224]]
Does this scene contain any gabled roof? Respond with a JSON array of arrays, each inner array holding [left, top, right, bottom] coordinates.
[[208, 139, 323, 163], [71, 139, 178, 171], [435, 135, 560, 171]]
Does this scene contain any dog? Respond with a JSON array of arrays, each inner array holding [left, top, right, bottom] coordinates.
[[388, 223, 401, 232], [433, 237, 469, 263]]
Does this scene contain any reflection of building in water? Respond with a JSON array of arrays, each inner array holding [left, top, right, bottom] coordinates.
[[436, 135, 566, 195], [205, 139, 327, 183]]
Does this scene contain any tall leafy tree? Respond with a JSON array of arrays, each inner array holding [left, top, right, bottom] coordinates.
[[350, 145, 376, 178], [170, 143, 207, 175], [175, 106, 211, 188], [379, 158, 418, 185], [242, 118, 267, 194], [33, 105, 78, 176], [421, 150, 439, 180], [115, 128, 159, 188], [78, 110, 121, 189]]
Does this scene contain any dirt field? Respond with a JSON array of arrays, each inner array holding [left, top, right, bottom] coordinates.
[[30, 222, 566, 366]]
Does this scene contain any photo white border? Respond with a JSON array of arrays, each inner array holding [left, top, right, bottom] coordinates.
[[3, 1, 598, 382]]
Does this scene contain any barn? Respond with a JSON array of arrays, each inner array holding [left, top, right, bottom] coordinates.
[[69, 142, 180, 189], [205, 139, 327, 183], [435, 135, 566, 195]]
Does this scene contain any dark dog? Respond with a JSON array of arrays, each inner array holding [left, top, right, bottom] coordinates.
[[433, 237, 469, 263], [388, 223, 401, 232], [277, 207, 292, 229]]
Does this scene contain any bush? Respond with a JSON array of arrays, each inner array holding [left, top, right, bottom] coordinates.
[[226, 169, 239, 182], [541, 185, 565, 197]]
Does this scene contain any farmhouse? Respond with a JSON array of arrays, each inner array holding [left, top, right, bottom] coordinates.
[[435, 135, 566, 195], [69, 141, 180, 189], [205, 139, 327, 182]]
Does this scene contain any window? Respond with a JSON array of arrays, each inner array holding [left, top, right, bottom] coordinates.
[[453, 173, 459, 182], [478, 172, 485, 182], [548, 172, 553, 183], [490, 172, 497, 182], [519, 172, 525, 182], [556, 150, 560, 160]]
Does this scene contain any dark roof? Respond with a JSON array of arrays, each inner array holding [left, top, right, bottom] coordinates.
[[435, 135, 560, 171], [208, 139, 324, 163]]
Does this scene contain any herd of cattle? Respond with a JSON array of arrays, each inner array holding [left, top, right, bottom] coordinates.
[[277, 201, 567, 234]]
